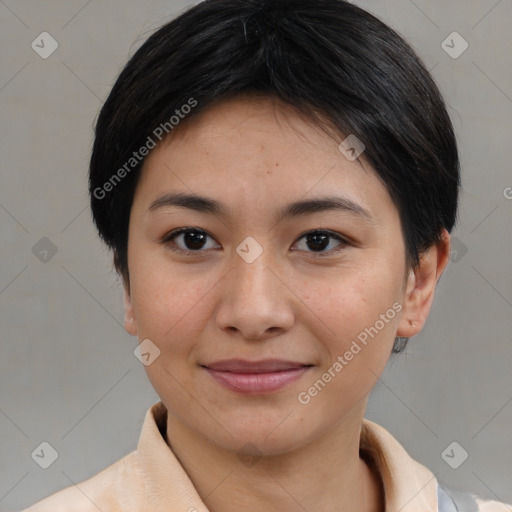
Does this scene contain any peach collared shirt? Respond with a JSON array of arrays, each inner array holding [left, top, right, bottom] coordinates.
[[23, 401, 511, 512]]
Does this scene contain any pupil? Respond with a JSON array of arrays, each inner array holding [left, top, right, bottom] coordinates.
[[181, 231, 331, 252], [307, 233, 329, 251], [185, 230, 206, 250]]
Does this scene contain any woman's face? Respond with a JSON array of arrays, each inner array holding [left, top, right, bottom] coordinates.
[[124, 95, 419, 453]]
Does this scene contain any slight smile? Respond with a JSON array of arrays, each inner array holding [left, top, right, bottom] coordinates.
[[201, 359, 314, 395]]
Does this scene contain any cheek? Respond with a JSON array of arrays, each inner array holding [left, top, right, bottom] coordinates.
[[302, 267, 401, 364], [293, 273, 402, 426], [130, 267, 216, 400], [130, 260, 215, 349], [297, 287, 400, 412]]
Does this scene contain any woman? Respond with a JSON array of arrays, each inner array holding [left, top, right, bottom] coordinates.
[[24, 0, 511, 510]]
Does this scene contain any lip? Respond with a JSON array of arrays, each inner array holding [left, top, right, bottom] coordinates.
[[202, 359, 312, 394]]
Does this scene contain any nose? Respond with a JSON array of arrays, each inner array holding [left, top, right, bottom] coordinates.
[[215, 243, 295, 341]]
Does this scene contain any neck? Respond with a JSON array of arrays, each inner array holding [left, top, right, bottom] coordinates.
[[165, 409, 384, 512]]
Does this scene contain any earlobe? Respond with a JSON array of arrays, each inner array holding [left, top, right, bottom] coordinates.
[[396, 229, 451, 338], [123, 287, 138, 336]]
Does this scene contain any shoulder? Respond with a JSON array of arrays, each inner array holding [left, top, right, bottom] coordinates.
[[21, 450, 142, 512], [438, 483, 512, 512], [475, 497, 512, 512]]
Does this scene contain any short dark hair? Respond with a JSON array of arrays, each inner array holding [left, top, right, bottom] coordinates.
[[89, 0, 460, 352]]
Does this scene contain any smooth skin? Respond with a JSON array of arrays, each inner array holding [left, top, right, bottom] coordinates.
[[123, 95, 451, 512]]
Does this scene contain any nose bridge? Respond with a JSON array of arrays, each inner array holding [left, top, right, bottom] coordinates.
[[231, 235, 279, 302], [215, 235, 294, 338]]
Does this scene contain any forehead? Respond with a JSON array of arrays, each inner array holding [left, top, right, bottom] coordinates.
[[134, 95, 396, 225], [162, 95, 344, 165]]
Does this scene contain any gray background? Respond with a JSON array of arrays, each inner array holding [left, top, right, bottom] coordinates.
[[1, 0, 511, 510]]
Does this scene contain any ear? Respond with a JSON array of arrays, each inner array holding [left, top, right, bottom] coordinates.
[[396, 228, 451, 338], [123, 285, 138, 336]]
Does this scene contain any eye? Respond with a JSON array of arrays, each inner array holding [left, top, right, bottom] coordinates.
[[162, 228, 220, 253], [161, 227, 349, 256], [292, 230, 349, 256]]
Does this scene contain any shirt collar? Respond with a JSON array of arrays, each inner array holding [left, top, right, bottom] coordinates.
[[136, 401, 438, 512], [360, 419, 438, 511]]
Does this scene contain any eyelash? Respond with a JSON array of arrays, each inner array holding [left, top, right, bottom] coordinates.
[[161, 228, 349, 257]]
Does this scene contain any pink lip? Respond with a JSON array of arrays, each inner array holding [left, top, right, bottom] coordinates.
[[202, 359, 312, 394]]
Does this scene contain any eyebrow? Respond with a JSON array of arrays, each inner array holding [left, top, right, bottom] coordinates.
[[148, 192, 375, 224]]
